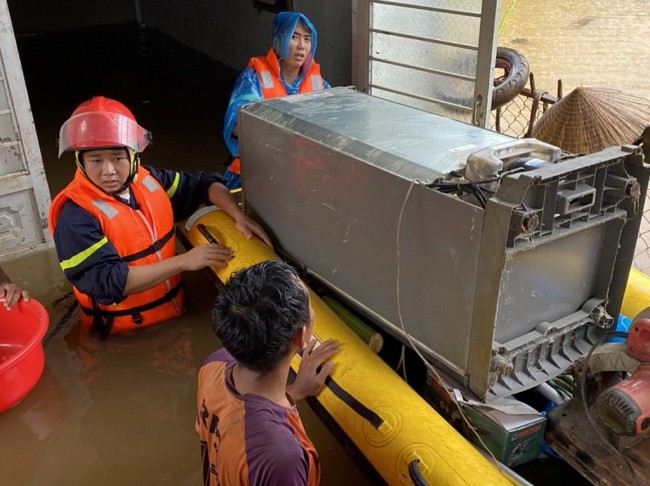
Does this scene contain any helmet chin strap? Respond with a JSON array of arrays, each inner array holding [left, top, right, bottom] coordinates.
[[74, 150, 87, 177], [116, 148, 140, 194]]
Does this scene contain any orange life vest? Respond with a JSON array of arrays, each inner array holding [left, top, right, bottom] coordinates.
[[49, 166, 185, 337], [229, 49, 325, 175]]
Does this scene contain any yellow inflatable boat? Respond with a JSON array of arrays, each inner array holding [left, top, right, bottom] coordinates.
[[623, 268, 650, 320], [181, 207, 515, 486]]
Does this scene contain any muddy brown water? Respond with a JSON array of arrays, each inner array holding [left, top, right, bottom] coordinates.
[[0, 24, 371, 486], [0, 251, 372, 486], [4, 2, 650, 482], [498, 0, 650, 102]]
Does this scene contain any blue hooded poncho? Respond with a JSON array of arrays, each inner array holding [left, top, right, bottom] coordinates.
[[222, 11, 330, 184]]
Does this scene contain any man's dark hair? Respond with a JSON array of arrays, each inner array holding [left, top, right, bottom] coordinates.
[[213, 260, 310, 373]]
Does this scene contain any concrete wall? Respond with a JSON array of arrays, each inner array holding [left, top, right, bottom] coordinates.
[[7, 0, 135, 33], [138, 0, 353, 87]]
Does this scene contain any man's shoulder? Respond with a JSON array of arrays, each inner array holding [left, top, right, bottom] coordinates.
[[197, 349, 234, 390], [141, 164, 171, 181], [235, 67, 262, 89], [244, 402, 305, 449], [57, 199, 97, 225], [52, 199, 106, 258], [202, 348, 234, 367]]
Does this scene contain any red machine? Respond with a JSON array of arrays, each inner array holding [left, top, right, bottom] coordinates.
[[596, 319, 650, 436]]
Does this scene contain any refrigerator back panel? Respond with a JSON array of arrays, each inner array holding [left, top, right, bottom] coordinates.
[[240, 87, 648, 399]]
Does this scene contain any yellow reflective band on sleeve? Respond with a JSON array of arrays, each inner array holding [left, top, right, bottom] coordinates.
[[59, 236, 109, 271], [166, 172, 180, 198]]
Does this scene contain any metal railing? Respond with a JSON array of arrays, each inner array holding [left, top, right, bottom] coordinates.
[[490, 74, 650, 276]]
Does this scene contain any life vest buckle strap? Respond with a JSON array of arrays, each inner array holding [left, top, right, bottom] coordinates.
[[80, 281, 183, 337], [122, 228, 175, 263], [91, 314, 114, 341]]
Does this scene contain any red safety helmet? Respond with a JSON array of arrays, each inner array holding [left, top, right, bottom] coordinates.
[[58, 96, 151, 157]]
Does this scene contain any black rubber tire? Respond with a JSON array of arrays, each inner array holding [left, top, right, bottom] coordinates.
[[491, 47, 530, 110]]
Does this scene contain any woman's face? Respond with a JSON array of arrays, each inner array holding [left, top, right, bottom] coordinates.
[[284, 23, 312, 72]]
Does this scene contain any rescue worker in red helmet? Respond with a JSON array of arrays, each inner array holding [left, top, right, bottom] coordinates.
[[49, 96, 272, 339]]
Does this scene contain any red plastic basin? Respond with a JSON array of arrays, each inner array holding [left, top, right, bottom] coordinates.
[[0, 298, 49, 413]]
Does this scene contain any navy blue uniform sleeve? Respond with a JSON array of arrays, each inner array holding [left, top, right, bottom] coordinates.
[[144, 165, 225, 222], [53, 201, 129, 305]]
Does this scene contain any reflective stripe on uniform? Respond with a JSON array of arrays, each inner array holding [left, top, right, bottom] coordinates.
[[59, 236, 109, 271], [92, 199, 118, 219], [310, 75, 323, 91], [260, 70, 274, 89], [165, 172, 181, 198], [143, 175, 161, 193]]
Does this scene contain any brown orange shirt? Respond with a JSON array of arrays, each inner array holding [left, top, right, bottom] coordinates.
[[196, 349, 320, 486]]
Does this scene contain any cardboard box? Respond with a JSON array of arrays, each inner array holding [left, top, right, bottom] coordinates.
[[423, 371, 546, 467]]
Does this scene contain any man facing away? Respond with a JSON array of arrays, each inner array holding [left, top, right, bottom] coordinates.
[[196, 260, 339, 485]]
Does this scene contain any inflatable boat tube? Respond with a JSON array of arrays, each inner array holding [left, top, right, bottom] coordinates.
[[622, 267, 650, 320], [491, 47, 530, 110], [181, 207, 514, 486]]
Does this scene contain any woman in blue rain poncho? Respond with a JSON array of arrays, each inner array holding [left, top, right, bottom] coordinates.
[[222, 11, 330, 189]]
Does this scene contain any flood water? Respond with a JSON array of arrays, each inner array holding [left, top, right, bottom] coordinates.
[[498, 0, 650, 101], [0, 24, 372, 486], [2, 2, 650, 485], [0, 251, 372, 486], [499, 0, 650, 274]]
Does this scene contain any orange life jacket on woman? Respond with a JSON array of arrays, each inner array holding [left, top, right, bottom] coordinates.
[[229, 49, 325, 175], [249, 48, 324, 98], [49, 166, 185, 337]]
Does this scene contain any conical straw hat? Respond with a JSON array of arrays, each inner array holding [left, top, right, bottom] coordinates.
[[531, 87, 650, 154]]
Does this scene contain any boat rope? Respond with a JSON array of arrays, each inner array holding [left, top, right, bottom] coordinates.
[[396, 179, 502, 469]]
